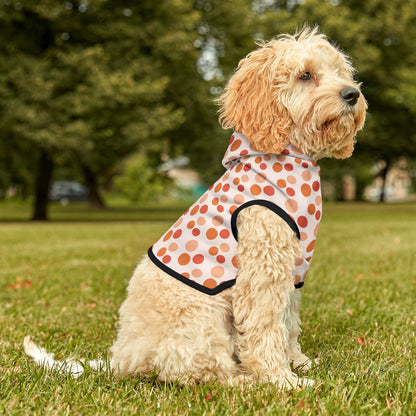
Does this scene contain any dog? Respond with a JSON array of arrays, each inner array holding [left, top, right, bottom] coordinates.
[[25, 27, 366, 388]]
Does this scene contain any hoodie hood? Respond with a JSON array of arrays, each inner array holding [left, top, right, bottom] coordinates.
[[222, 132, 314, 169]]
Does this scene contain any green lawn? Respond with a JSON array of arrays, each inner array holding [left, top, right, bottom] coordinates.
[[1, 202, 415, 415]]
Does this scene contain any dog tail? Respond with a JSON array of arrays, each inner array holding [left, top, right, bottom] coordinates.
[[23, 336, 106, 378]]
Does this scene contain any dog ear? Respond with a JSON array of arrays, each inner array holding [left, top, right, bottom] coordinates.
[[218, 45, 292, 154]]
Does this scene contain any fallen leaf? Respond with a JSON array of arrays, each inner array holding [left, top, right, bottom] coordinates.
[[204, 391, 213, 402], [85, 303, 97, 309], [412, 281, 416, 285], [346, 308, 353, 316], [354, 274, 364, 281], [355, 337, 366, 346], [6, 280, 33, 290]]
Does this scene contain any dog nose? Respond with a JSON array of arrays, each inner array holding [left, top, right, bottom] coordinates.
[[340, 87, 360, 106]]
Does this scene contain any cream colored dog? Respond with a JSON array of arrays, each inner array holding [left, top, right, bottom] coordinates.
[[25, 28, 366, 388]]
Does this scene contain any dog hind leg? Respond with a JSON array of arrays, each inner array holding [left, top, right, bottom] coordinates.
[[110, 258, 240, 384]]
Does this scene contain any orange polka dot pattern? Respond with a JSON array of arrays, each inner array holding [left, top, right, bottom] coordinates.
[[150, 132, 322, 294]]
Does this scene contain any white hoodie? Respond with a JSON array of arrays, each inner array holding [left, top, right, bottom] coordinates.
[[149, 132, 322, 295]]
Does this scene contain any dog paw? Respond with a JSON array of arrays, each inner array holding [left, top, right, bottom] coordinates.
[[293, 356, 319, 373], [279, 374, 315, 389], [299, 377, 315, 388]]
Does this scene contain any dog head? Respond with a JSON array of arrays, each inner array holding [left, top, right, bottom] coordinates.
[[218, 27, 367, 160]]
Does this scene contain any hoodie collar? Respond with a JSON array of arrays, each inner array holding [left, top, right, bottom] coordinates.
[[222, 132, 315, 169]]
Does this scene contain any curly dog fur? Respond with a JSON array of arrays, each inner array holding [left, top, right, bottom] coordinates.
[[109, 27, 366, 387]]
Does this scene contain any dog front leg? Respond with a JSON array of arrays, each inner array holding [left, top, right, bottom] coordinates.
[[232, 205, 313, 388], [285, 289, 316, 372]]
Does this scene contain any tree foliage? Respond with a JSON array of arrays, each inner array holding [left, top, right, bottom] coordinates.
[[1, 0, 416, 211]]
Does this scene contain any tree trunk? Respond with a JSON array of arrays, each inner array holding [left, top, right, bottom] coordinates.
[[32, 150, 54, 221], [80, 163, 106, 209], [379, 160, 390, 203]]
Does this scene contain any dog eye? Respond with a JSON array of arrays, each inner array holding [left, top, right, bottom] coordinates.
[[299, 72, 312, 81]]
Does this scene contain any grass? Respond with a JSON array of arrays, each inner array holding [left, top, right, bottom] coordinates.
[[0, 201, 415, 415]]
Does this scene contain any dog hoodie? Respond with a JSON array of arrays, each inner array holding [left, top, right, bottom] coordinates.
[[148, 132, 322, 295]]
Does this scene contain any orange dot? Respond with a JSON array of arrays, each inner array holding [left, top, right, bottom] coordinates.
[[173, 218, 183, 228], [301, 184, 311, 197], [272, 163, 283, 173], [212, 197, 219, 205], [181, 272, 190, 279], [315, 195, 322, 206], [211, 266, 224, 278], [200, 193, 208, 203], [197, 217, 206, 225], [206, 228, 218, 240], [229, 205, 238, 214], [203, 279, 217, 289], [168, 242, 178, 251], [157, 247, 167, 257], [308, 204, 316, 215], [231, 256, 239, 268], [255, 173, 266, 183], [306, 240, 315, 253], [287, 175, 297, 185], [193, 254, 204, 264], [178, 253, 191, 265], [302, 171, 312, 181], [235, 164, 243, 173], [209, 246, 219, 256], [295, 257, 303, 266], [192, 269, 203, 278], [213, 215, 224, 227], [185, 240, 198, 251], [300, 232, 307, 241], [220, 243, 230, 252], [255, 156, 262, 163], [277, 179, 286, 188], [233, 177, 240, 185], [187, 220, 195, 229], [214, 183, 222, 193], [250, 184, 261, 196], [285, 199, 298, 213], [190, 205, 199, 215], [162, 230, 173, 242], [233, 194, 244, 204], [230, 139, 241, 152]]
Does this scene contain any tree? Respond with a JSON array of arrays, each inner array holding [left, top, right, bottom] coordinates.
[[0, 1, 195, 219]]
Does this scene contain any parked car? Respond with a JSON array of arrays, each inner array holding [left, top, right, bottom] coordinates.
[[49, 181, 89, 205]]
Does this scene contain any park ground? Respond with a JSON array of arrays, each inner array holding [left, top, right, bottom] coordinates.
[[0, 201, 415, 415]]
